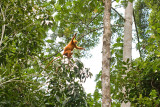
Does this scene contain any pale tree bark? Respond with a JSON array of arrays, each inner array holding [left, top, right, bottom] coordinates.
[[121, 1, 133, 107], [102, 0, 111, 107]]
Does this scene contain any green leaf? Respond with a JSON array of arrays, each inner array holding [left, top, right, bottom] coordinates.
[[126, 58, 130, 63], [116, 0, 120, 3], [46, 39, 54, 43]]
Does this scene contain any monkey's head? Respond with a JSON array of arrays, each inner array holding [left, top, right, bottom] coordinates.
[[73, 40, 78, 44]]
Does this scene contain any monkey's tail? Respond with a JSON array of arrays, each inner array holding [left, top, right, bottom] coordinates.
[[45, 56, 61, 70]]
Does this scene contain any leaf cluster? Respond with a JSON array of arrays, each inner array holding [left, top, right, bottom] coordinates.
[[45, 58, 92, 106]]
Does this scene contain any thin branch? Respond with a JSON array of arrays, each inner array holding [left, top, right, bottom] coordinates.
[[87, 9, 103, 26], [0, 5, 6, 47], [133, 9, 142, 57], [64, 20, 82, 25], [77, 26, 103, 41], [0, 78, 36, 86], [69, 13, 86, 26], [42, 49, 63, 62], [0, 36, 13, 51], [0, 78, 17, 86], [111, 7, 125, 21], [85, 6, 124, 27]]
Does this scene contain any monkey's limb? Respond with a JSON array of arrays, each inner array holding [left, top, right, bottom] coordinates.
[[75, 45, 84, 50], [71, 33, 77, 42], [67, 51, 73, 58], [45, 56, 61, 70]]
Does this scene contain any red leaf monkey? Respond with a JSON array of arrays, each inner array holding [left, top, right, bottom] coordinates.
[[63, 33, 84, 58], [45, 33, 84, 69]]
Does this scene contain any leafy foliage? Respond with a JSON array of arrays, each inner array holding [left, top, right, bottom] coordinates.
[[0, 0, 94, 106], [0, 0, 54, 105], [45, 59, 92, 106]]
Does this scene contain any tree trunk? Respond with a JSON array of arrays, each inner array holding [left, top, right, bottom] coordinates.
[[121, 1, 133, 107], [102, 0, 111, 107]]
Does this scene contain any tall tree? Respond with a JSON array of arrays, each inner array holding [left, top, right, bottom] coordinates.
[[102, 0, 111, 106], [121, 1, 133, 107]]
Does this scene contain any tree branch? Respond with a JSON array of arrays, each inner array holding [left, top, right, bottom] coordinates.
[[77, 26, 103, 41], [0, 78, 35, 86], [111, 7, 125, 21], [87, 9, 103, 26], [133, 9, 142, 57]]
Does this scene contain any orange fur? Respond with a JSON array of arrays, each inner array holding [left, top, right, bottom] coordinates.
[[63, 33, 84, 58]]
